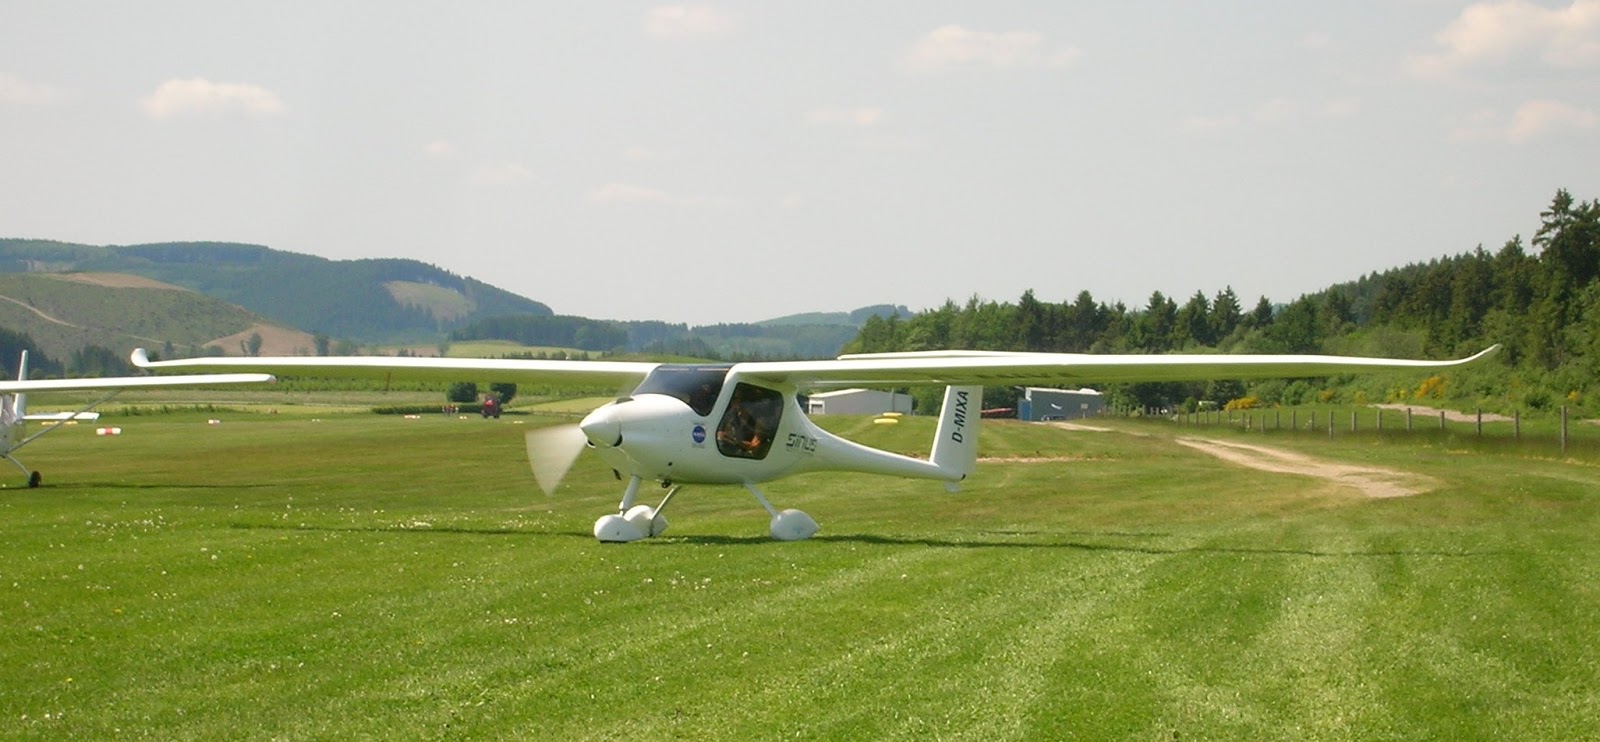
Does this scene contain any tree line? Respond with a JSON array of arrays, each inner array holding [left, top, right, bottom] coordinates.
[[844, 189, 1600, 416]]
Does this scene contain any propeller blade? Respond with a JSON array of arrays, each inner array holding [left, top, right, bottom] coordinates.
[[526, 423, 588, 495]]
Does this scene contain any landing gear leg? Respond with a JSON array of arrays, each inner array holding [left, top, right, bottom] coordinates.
[[2, 454, 37, 488], [593, 476, 672, 542], [743, 482, 818, 541]]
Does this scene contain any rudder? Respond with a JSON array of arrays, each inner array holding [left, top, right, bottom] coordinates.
[[930, 385, 981, 489]]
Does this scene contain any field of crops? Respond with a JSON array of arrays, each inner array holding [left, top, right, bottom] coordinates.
[[3, 407, 1597, 738]]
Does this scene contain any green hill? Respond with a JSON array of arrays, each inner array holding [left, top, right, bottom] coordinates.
[[449, 304, 908, 359], [0, 272, 310, 365], [756, 304, 908, 327], [0, 239, 553, 342]]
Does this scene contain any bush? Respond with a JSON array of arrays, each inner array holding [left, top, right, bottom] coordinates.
[[447, 382, 478, 404], [1224, 396, 1260, 411]]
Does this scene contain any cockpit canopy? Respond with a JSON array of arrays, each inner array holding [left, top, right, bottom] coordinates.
[[630, 364, 732, 416]]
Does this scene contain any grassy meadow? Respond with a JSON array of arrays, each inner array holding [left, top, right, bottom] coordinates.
[[2, 404, 1598, 739]]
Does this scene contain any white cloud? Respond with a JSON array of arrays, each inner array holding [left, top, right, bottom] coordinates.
[[1449, 99, 1598, 141], [860, 133, 933, 151], [805, 106, 884, 127], [422, 140, 456, 158], [1321, 97, 1362, 118], [621, 145, 678, 162], [645, 5, 734, 40], [0, 72, 67, 105], [586, 182, 728, 207], [904, 25, 1080, 72], [140, 78, 285, 119], [1178, 114, 1243, 134], [470, 163, 534, 185], [1409, 0, 1600, 79], [1300, 31, 1335, 52], [1448, 108, 1509, 142], [587, 182, 674, 205], [1179, 96, 1359, 135], [1507, 98, 1598, 141], [1252, 97, 1298, 125]]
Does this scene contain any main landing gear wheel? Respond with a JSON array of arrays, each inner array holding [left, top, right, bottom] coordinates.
[[27, 471, 40, 488], [769, 509, 818, 541], [744, 483, 819, 541]]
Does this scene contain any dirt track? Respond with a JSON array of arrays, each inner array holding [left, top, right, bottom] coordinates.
[[1174, 437, 1438, 498], [1373, 403, 1511, 423]]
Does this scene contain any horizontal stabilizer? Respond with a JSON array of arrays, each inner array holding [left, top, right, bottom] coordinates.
[[0, 373, 275, 393], [24, 411, 101, 421]]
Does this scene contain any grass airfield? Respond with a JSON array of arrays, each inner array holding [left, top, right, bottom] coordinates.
[[3, 407, 1598, 739]]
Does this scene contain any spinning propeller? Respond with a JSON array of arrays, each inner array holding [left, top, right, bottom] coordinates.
[[524, 397, 631, 494], [525, 422, 589, 495]]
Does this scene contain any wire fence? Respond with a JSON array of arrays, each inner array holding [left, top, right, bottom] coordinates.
[[1110, 404, 1594, 458]]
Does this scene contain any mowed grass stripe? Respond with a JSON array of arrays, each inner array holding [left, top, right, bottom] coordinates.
[[5, 411, 1600, 738], [699, 546, 1145, 739]]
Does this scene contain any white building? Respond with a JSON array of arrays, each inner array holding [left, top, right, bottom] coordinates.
[[1018, 387, 1104, 421], [805, 388, 914, 415]]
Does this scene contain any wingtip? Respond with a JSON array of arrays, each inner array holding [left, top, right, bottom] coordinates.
[[130, 347, 150, 367]]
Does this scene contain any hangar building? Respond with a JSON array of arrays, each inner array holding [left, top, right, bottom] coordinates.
[[1017, 387, 1104, 421], [805, 388, 914, 415]]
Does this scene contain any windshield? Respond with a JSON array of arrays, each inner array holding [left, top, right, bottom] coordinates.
[[631, 365, 731, 416]]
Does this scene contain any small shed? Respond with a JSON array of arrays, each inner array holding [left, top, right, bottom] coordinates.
[[806, 388, 914, 415], [1017, 387, 1104, 421]]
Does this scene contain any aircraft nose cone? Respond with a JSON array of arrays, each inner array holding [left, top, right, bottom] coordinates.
[[579, 408, 622, 448]]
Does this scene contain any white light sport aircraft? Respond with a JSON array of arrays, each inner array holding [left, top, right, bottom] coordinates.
[[0, 351, 274, 487], [131, 345, 1499, 542]]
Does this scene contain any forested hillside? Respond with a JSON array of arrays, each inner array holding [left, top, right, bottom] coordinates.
[[0, 240, 552, 342], [450, 306, 907, 359], [0, 272, 306, 374], [845, 190, 1599, 417]]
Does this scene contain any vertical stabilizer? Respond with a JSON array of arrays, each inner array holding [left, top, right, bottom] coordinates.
[[11, 350, 27, 420], [930, 385, 981, 489]]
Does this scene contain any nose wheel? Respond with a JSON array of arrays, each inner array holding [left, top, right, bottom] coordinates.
[[594, 477, 677, 543]]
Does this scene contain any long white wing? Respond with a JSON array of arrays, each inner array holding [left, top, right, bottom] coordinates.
[[130, 348, 657, 388], [733, 345, 1502, 390], [0, 373, 275, 393], [129, 345, 1499, 392]]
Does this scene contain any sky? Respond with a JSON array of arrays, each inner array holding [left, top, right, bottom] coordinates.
[[3, 2, 1598, 326]]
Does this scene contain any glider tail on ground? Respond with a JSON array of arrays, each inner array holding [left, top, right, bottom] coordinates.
[[931, 385, 982, 490]]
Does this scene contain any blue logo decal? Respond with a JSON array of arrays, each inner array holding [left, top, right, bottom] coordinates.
[[691, 424, 707, 445]]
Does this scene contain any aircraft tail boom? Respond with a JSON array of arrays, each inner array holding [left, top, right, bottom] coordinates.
[[930, 385, 981, 489]]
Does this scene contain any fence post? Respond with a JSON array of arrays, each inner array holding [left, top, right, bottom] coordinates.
[[1439, 410, 1446, 431], [1351, 409, 1358, 433], [1292, 409, 1298, 431], [1476, 409, 1482, 437], [1328, 413, 1334, 438], [1406, 407, 1413, 432], [1376, 407, 1383, 432], [1275, 409, 1281, 431], [1562, 406, 1569, 455], [1514, 409, 1520, 440]]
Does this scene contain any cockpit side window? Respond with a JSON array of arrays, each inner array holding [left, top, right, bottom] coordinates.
[[716, 383, 783, 460], [631, 365, 730, 417]]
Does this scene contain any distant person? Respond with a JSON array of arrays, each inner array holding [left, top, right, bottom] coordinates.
[[481, 395, 500, 419]]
